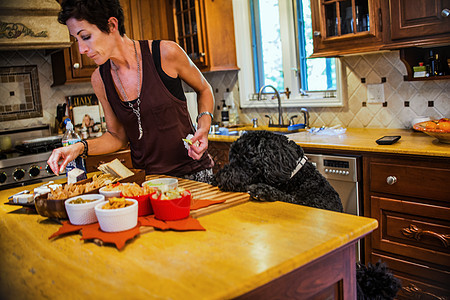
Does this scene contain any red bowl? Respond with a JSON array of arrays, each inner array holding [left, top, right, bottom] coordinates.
[[120, 192, 154, 216], [150, 190, 191, 221]]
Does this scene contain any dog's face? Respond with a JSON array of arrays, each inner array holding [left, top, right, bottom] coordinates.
[[214, 131, 304, 191]]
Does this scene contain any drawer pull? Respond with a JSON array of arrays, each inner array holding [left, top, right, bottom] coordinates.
[[403, 283, 446, 300], [386, 175, 397, 185], [401, 224, 450, 248]]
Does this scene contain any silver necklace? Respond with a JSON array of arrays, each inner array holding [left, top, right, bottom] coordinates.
[[111, 40, 143, 140]]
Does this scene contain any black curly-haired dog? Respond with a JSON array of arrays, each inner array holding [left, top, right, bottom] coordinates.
[[213, 130, 343, 212], [213, 130, 400, 299]]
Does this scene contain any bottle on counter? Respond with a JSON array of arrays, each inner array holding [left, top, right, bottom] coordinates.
[[62, 119, 87, 177], [221, 100, 229, 127], [229, 100, 239, 126]]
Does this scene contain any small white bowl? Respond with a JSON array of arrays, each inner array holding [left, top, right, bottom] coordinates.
[[64, 194, 105, 225], [94, 199, 138, 232], [99, 186, 122, 199], [142, 178, 178, 193]]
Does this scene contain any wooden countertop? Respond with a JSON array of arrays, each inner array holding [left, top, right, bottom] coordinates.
[[0, 179, 377, 299], [209, 128, 450, 157]]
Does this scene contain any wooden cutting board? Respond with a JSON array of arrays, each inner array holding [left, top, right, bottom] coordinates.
[[136, 175, 249, 235]]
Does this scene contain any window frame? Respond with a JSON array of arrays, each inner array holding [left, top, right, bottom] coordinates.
[[232, 0, 344, 109]]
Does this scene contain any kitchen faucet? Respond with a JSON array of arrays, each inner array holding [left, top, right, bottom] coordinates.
[[301, 108, 309, 128], [258, 85, 284, 127]]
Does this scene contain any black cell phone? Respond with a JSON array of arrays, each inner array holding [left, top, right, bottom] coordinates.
[[376, 135, 401, 145]]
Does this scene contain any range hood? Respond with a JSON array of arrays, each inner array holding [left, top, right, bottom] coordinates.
[[0, 0, 71, 50]]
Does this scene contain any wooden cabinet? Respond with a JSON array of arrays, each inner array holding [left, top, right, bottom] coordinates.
[[310, 0, 385, 57], [85, 149, 133, 173], [382, 0, 450, 49], [172, 0, 238, 72], [364, 154, 450, 300], [208, 141, 232, 173], [51, 0, 174, 85]]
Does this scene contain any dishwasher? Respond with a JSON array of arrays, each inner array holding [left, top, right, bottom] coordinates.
[[305, 153, 362, 261]]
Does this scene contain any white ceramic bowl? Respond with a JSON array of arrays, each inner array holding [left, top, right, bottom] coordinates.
[[142, 178, 178, 193], [94, 199, 138, 232], [99, 186, 122, 199], [64, 194, 105, 225]]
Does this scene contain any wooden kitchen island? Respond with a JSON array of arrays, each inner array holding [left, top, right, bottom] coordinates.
[[0, 178, 377, 300]]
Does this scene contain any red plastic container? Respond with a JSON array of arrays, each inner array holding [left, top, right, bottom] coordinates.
[[150, 190, 191, 221], [121, 193, 154, 216]]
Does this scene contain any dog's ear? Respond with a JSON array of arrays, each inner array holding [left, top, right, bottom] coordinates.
[[214, 164, 254, 192], [259, 136, 303, 185]]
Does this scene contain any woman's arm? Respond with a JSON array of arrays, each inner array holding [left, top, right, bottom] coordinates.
[[47, 68, 129, 175], [159, 40, 214, 160]]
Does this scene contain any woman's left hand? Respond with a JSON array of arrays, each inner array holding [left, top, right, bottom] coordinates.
[[187, 128, 209, 160]]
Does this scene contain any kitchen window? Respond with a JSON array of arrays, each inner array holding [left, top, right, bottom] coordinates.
[[233, 0, 344, 108]]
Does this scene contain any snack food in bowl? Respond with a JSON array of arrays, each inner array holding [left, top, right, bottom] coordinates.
[[94, 197, 138, 232], [120, 183, 156, 216], [142, 178, 178, 193], [99, 182, 123, 199], [413, 118, 450, 144], [65, 194, 105, 225], [150, 188, 191, 221]]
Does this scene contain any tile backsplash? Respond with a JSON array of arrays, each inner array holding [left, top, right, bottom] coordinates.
[[237, 51, 449, 129], [0, 49, 448, 132]]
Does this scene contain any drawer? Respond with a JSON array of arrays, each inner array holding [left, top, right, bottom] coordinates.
[[85, 150, 132, 173], [371, 196, 450, 267], [371, 252, 450, 300], [369, 162, 449, 202]]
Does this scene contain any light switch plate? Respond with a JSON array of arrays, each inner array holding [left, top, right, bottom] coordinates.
[[367, 83, 385, 103]]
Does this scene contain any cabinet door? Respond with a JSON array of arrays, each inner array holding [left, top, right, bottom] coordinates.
[[172, 0, 238, 71], [173, 0, 208, 68], [311, 0, 384, 57], [389, 0, 450, 40], [69, 36, 98, 79]]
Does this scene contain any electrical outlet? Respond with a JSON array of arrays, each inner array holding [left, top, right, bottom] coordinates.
[[224, 92, 234, 106], [367, 84, 385, 103]]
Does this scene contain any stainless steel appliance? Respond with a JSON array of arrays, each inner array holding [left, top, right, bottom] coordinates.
[[0, 126, 65, 190], [305, 153, 362, 260]]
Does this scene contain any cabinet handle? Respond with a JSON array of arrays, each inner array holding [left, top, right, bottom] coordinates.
[[96, 161, 106, 167], [401, 224, 450, 248], [403, 283, 446, 300], [386, 175, 397, 185], [119, 159, 125, 163], [442, 8, 450, 17], [200, 52, 205, 57], [313, 31, 321, 37], [73, 63, 80, 69], [378, 8, 382, 32]]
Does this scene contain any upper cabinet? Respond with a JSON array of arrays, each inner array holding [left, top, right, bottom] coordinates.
[[172, 0, 239, 72], [311, 0, 450, 57], [51, 0, 174, 85], [382, 0, 450, 49], [310, 0, 384, 57]]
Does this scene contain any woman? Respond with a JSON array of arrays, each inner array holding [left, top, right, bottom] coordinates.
[[47, 0, 214, 183]]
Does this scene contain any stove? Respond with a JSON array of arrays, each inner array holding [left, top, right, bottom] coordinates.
[[0, 125, 66, 190], [0, 151, 65, 190]]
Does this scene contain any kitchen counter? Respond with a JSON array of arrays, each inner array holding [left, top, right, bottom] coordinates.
[[209, 128, 450, 157], [0, 178, 377, 299]]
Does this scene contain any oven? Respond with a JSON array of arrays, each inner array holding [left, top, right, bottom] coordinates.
[[0, 126, 66, 190], [305, 153, 362, 261]]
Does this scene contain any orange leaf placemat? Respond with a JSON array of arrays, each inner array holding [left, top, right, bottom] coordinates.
[[190, 199, 225, 210], [140, 215, 205, 231], [80, 222, 141, 250], [49, 221, 141, 250]]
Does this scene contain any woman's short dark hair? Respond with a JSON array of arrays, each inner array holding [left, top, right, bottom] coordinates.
[[58, 0, 125, 36]]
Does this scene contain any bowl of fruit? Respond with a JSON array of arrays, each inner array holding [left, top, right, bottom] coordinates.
[[413, 118, 450, 144]]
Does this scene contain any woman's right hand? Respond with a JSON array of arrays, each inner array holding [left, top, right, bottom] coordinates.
[[47, 143, 84, 175]]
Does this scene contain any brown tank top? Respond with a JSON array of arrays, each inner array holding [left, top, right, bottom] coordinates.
[[99, 40, 212, 176]]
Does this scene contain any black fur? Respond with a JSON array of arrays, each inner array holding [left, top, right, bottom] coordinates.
[[357, 262, 401, 300], [213, 130, 343, 212], [213, 131, 401, 299]]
